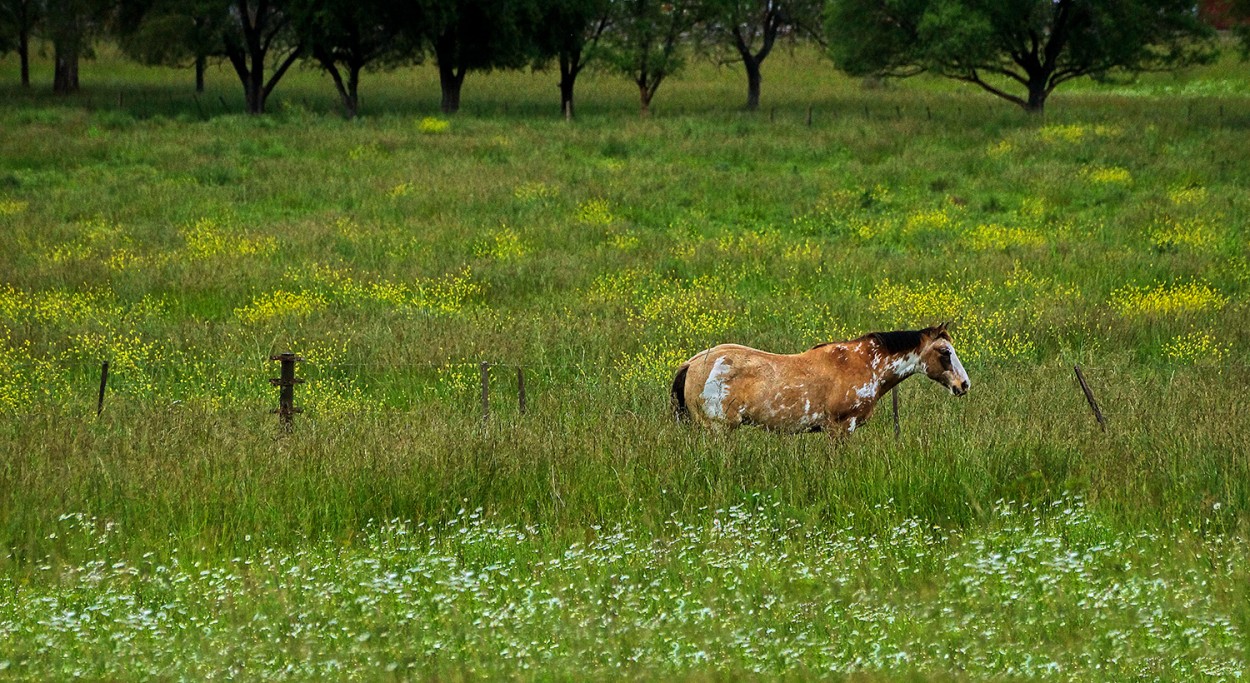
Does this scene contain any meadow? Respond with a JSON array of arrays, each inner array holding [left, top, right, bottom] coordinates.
[[1, 45, 1249, 679]]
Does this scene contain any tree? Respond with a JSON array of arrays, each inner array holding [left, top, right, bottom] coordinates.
[[291, 0, 416, 118], [603, 0, 701, 116], [531, 0, 611, 118], [0, 0, 39, 87], [220, 0, 302, 114], [825, 0, 1217, 113], [410, 0, 538, 114], [700, 0, 824, 110], [118, 0, 302, 111], [43, 0, 111, 94], [117, 0, 229, 92]]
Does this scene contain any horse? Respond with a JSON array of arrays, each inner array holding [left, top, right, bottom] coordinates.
[[670, 323, 970, 437]]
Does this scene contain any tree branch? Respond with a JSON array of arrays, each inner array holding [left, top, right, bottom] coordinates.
[[263, 43, 301, 99], [956, 69, 1028, 108]]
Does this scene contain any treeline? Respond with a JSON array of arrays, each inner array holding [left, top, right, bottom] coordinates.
[[0, 0, 1242, 117]]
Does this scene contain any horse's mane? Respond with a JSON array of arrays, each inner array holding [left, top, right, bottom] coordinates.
[[811, 327, 948, 354]]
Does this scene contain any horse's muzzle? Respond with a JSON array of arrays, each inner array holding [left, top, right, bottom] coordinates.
[[951, 380, 970, 397]]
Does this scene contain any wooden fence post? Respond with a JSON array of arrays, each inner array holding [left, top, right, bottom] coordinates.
[[1073, 364, 1106, 432], [269, 353, 304, 431], [892, 386, 900, 440], [96, 361, 109, 417]]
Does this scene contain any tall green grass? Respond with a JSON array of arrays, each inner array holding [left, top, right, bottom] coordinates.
[[2, 44, 1249, 562]]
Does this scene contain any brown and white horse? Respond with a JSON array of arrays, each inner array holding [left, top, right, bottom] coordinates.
[[671, 323, 970, 437]]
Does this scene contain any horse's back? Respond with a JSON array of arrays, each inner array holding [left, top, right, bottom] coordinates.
[[680, 343, 807, 428]]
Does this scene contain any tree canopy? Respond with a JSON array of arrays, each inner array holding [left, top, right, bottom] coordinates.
[[825, 0, 1218, 112], [5, 0, 1236, 116], [529, 0, 611, 118], [602, 0, 702, 116], [700, 0, 825, 110], [291, 0, 417, 118]]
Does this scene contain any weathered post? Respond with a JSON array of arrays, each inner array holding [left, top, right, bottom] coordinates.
[[269, 353, 304, 431], [96, 361, 109, 417], [892, 386, 900, 440], [517, 367, 527, 416], [480, 361, 490, 425], [806, 106, 813, 126], [1073, 365, 1105, 432]]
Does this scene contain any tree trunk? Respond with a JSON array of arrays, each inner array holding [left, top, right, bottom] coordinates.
[[439, 63, 465, 114], [322, 57, 361, 120], [559, 75, 576, 120], [638, 82, 653, 117], [1024, 83, 1047, 114], [558, 51, 579, 120], [345, 66, 360, 119], [744, 57, 762, 111], [245, 73, 264, 114], [52, 42, 79, 95], [195, 53, 206, 93], [19, 30, 30, 87]]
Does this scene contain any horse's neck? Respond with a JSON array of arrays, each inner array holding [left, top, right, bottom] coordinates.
[[870, 347, 923, 396]]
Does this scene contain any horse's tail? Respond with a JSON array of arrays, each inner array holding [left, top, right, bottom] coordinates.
[[671, 363, 691, 422]]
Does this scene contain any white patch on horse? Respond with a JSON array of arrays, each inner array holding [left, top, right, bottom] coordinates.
[[855, 379, 879, 399], [886, 352, 920, 377], [701, 357, 732, 420], [949, 346, 970, 386], [848, 416, 857, 432]]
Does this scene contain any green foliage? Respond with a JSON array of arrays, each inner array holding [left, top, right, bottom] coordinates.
[[414, 0, 544, 112], [115, 0, 228, 67], [825, 0, 1218, 111], [601, 0, 702, 113], [291, 0, 418, 117]]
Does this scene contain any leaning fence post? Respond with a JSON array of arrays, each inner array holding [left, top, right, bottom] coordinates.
[[269, 353, 305, 431], [1073, 364, 1106, 432], [892, 386, 900, 440], [96, 361, 109, 417], [480, 361, 490, 425], [517, 367, 526, 416]]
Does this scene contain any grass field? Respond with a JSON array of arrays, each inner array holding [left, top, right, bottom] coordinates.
[[1, 44, 1249, 679]]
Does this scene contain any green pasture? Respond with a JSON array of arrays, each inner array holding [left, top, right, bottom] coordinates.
[[1, 45, 1248, 679]]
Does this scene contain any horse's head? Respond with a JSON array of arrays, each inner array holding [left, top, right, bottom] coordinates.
[[918, 322, 971, 397]]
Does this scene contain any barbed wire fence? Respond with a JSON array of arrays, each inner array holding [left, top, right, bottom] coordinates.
[[10, 350, 1248, 433], [65, 351, 1159, 435]]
